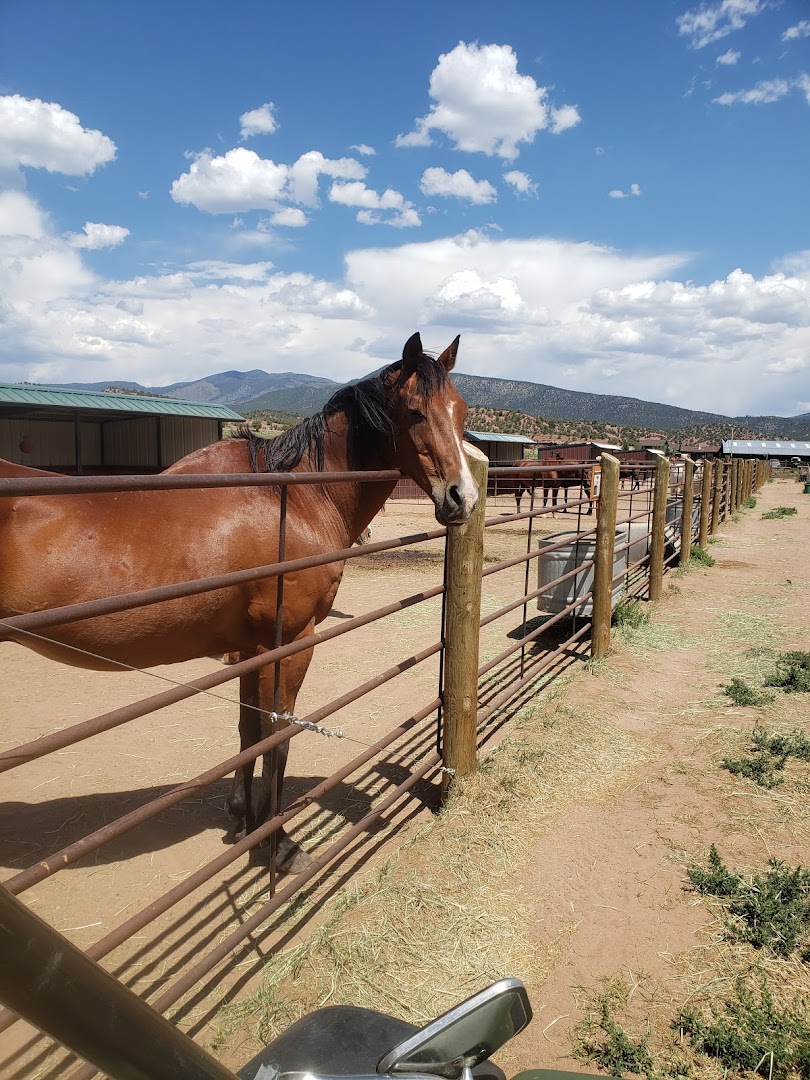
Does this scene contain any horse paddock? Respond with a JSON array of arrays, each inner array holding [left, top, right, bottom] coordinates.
[[0, 482, 605, 1075]]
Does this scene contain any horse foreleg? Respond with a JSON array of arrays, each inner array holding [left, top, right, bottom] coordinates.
[[226, 666, 261, 840], [255, 634, 317, 874]]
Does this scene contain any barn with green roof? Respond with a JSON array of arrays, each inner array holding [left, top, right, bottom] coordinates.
[[0, 383, 244, 474]]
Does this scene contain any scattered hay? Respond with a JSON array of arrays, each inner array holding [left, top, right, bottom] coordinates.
[[210, 687, 651, 1059]]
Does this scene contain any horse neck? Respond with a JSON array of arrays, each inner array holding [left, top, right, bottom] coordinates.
[[317, 417, 397, 540]]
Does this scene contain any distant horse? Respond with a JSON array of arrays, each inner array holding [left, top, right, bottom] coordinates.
[[0, 332, 477, 873], [494, 459, 593, 516]]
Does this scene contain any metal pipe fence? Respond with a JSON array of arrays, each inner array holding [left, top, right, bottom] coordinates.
[[0, 452, 766, 1078]]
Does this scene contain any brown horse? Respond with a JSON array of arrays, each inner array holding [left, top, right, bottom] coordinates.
[[494, 459, 592, 516], [0, 332, 477, 872]]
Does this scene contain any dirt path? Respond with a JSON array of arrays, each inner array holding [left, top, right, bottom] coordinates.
[[505, 475, 810, 1072]]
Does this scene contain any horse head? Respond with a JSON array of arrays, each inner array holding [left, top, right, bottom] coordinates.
[[388, 333, 479, 526]]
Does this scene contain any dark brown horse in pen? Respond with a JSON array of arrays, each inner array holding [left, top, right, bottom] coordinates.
[[494, 458, 593, 516], [0, 333, 477, 872]]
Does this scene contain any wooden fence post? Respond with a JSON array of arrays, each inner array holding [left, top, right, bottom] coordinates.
[[591, 453, 620, 660], [698, 459, 712, 548], [649, 454, 670, 602], [441, 442, 488, 798], [711, 459, 722, 533], [680, 457, 695, 567]]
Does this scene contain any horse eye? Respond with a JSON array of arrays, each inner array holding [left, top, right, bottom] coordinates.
[[408, 407, 425, 420]]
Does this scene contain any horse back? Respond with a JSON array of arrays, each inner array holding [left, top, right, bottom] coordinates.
[[0, 457, 60, 478]]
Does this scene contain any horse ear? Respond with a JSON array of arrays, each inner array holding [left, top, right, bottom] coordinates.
[[401, 332, 423, 375], [436, 334, 460, 372]]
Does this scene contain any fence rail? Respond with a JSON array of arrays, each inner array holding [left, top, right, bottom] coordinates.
[[0, 452, 766, 1079]]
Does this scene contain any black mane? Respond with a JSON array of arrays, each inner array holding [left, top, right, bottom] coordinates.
[[234, 354, 448, 474]]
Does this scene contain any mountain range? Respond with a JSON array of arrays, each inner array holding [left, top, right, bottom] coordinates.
[[57, 369, 810, 438]]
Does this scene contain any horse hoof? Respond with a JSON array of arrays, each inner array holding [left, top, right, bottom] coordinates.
[[277, 842, 315, 875]]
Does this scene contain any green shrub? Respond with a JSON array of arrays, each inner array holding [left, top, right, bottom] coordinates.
[[677, 979, 810, 1080], [765, 652, 810, 693], [612, 597, 649, 628], [743, 496, 757, 509], [689, 544, 715, 567], [722, 726, 810, 788], [687, 846, 810, 959], [722, 677, 770, 707], [762, 506, 798, 520]]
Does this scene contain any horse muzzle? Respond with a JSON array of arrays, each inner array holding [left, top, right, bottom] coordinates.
[[433, 475, 479, 526]]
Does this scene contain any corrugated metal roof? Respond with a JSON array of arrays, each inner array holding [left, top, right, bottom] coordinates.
[[0, 382, 244, 420], [722, 439, 810, 454], [465, 430, 534, 444]]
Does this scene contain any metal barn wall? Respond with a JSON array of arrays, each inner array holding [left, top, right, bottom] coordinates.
[[101, 417, 159, 468], [158, 417, 221, 467], [479, 441, 527, 464], [1, 416, 221, 471], [0, 419, 101, 468], [537, 443, 593, 463]]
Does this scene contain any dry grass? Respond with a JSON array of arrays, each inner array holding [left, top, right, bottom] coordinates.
[[210, 681, 651, 1061]]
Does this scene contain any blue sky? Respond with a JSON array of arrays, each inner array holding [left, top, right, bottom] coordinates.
[[1, 0, 809, 417]]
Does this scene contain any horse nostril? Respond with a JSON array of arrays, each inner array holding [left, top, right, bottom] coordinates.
[[447, 483, 461, 510]]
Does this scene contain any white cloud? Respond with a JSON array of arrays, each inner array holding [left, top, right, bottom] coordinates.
[[419, 167, 497, 204], [66, 222, 130, 249], [713, 78, 791, 105], [4, 201, 810, 417], [265, 207, 308, 228], [286, 150, 367, 206], [0, 94, 117, 176], [396, 41, 580, 160], [239, 103, 278, 138], [766, 355, 807, 374], [503, 171, 538, 196], [356, 207, 421, 229], [329, 181, 420, 227], [677, 0, 766, 49], [350, 144, 376, 155], [549, 105, 582, 134], [170, 147, 366, 213], [716, 49, 740, 64], [796, 74, 810, 106], [0, 190, 49, 238], [609, 183, 642, 199], [782, 20, 810, 42]]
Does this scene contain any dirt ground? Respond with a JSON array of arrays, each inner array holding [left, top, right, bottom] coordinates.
[[2, 476, 808, 1078]]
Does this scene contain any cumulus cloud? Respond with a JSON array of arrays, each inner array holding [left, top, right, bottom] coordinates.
[[4, 198, 810, 417], [503, 171, 538, 196], [66, 222, 130, 249], [329, 181, 420, 227], [170, 147, 366, 213], [350, 144, 376, 155], [0, 94, 117, 176], [677, 0, 766, 49], [713, 78, 792, 105], [265, 207, 308, 228], [609, 183, 642, 199], [717, 49, 740, 64], [419, 167, 497, 204], [239, 102, 278, 138], [396, 41, 580, 160], [782, 20, 810, 42], [766, 355, 807, 374]]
